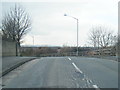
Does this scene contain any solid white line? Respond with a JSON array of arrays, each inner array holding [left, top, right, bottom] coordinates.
[[72, 62, 83, 74], [68, 57, 71, 61], [93, 85, 99, 88]]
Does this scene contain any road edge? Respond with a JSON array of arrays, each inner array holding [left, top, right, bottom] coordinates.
[[1, 57, 37, 77]]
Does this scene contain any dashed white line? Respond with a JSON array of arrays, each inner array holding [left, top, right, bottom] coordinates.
[[90, 80, 93, 83], [87, 79, 91, 85], [72, 62, 83, 74], [71, 60, 100, 89], [68, 57, 71, 61], [93, 85, 99, 88]]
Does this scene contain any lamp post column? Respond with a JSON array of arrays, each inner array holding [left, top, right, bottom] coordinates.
[[64, 14, 79, 56], [76, 19, 79, 56]]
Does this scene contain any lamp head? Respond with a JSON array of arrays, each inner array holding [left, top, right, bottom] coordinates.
[[64, 14, 67, 16]]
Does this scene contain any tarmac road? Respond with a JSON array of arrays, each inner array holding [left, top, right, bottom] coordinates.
[[2, 57, 118, 88]]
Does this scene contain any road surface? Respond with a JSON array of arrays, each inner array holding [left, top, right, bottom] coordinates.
[[2, 57, 118, 88]]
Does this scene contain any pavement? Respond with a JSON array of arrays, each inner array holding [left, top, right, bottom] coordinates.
[[2, 57, 118, 89], [1, 56, 37, 77]]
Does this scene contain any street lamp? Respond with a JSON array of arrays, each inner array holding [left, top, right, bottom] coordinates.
[[32, 36, 34, 46], [32, 36, 35, 56], [64, 14, 79, 56]]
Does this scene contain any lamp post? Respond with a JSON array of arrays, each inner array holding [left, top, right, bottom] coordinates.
[[32, 36, 34, 46], [64, 14, 79, 56], [32, 36, 34, 56]]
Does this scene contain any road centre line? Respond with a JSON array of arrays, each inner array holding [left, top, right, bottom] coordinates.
[[69, 59, 99, 89], [72, 62, 83, 74], [71, 61, 100, 89], [68, 57, 71, 61], [93, 85, 100, 89]]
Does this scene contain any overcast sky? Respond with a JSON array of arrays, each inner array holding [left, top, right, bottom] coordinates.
[[1, 0, 119, 47]]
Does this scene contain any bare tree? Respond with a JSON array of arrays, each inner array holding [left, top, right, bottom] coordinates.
[[2, 4, 31, 47], [88, 26, 117, 48], [88, 28, 97, 47]]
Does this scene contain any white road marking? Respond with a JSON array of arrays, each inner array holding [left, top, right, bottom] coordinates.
[[93, 85, 99, 88], [72, 62, 83, 74], [68, 57, 71, 61], [76, 83, 79, 88], [90, 80, 93, 83], [87, 79, 91, 84], [71, 61, 100, 89]]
